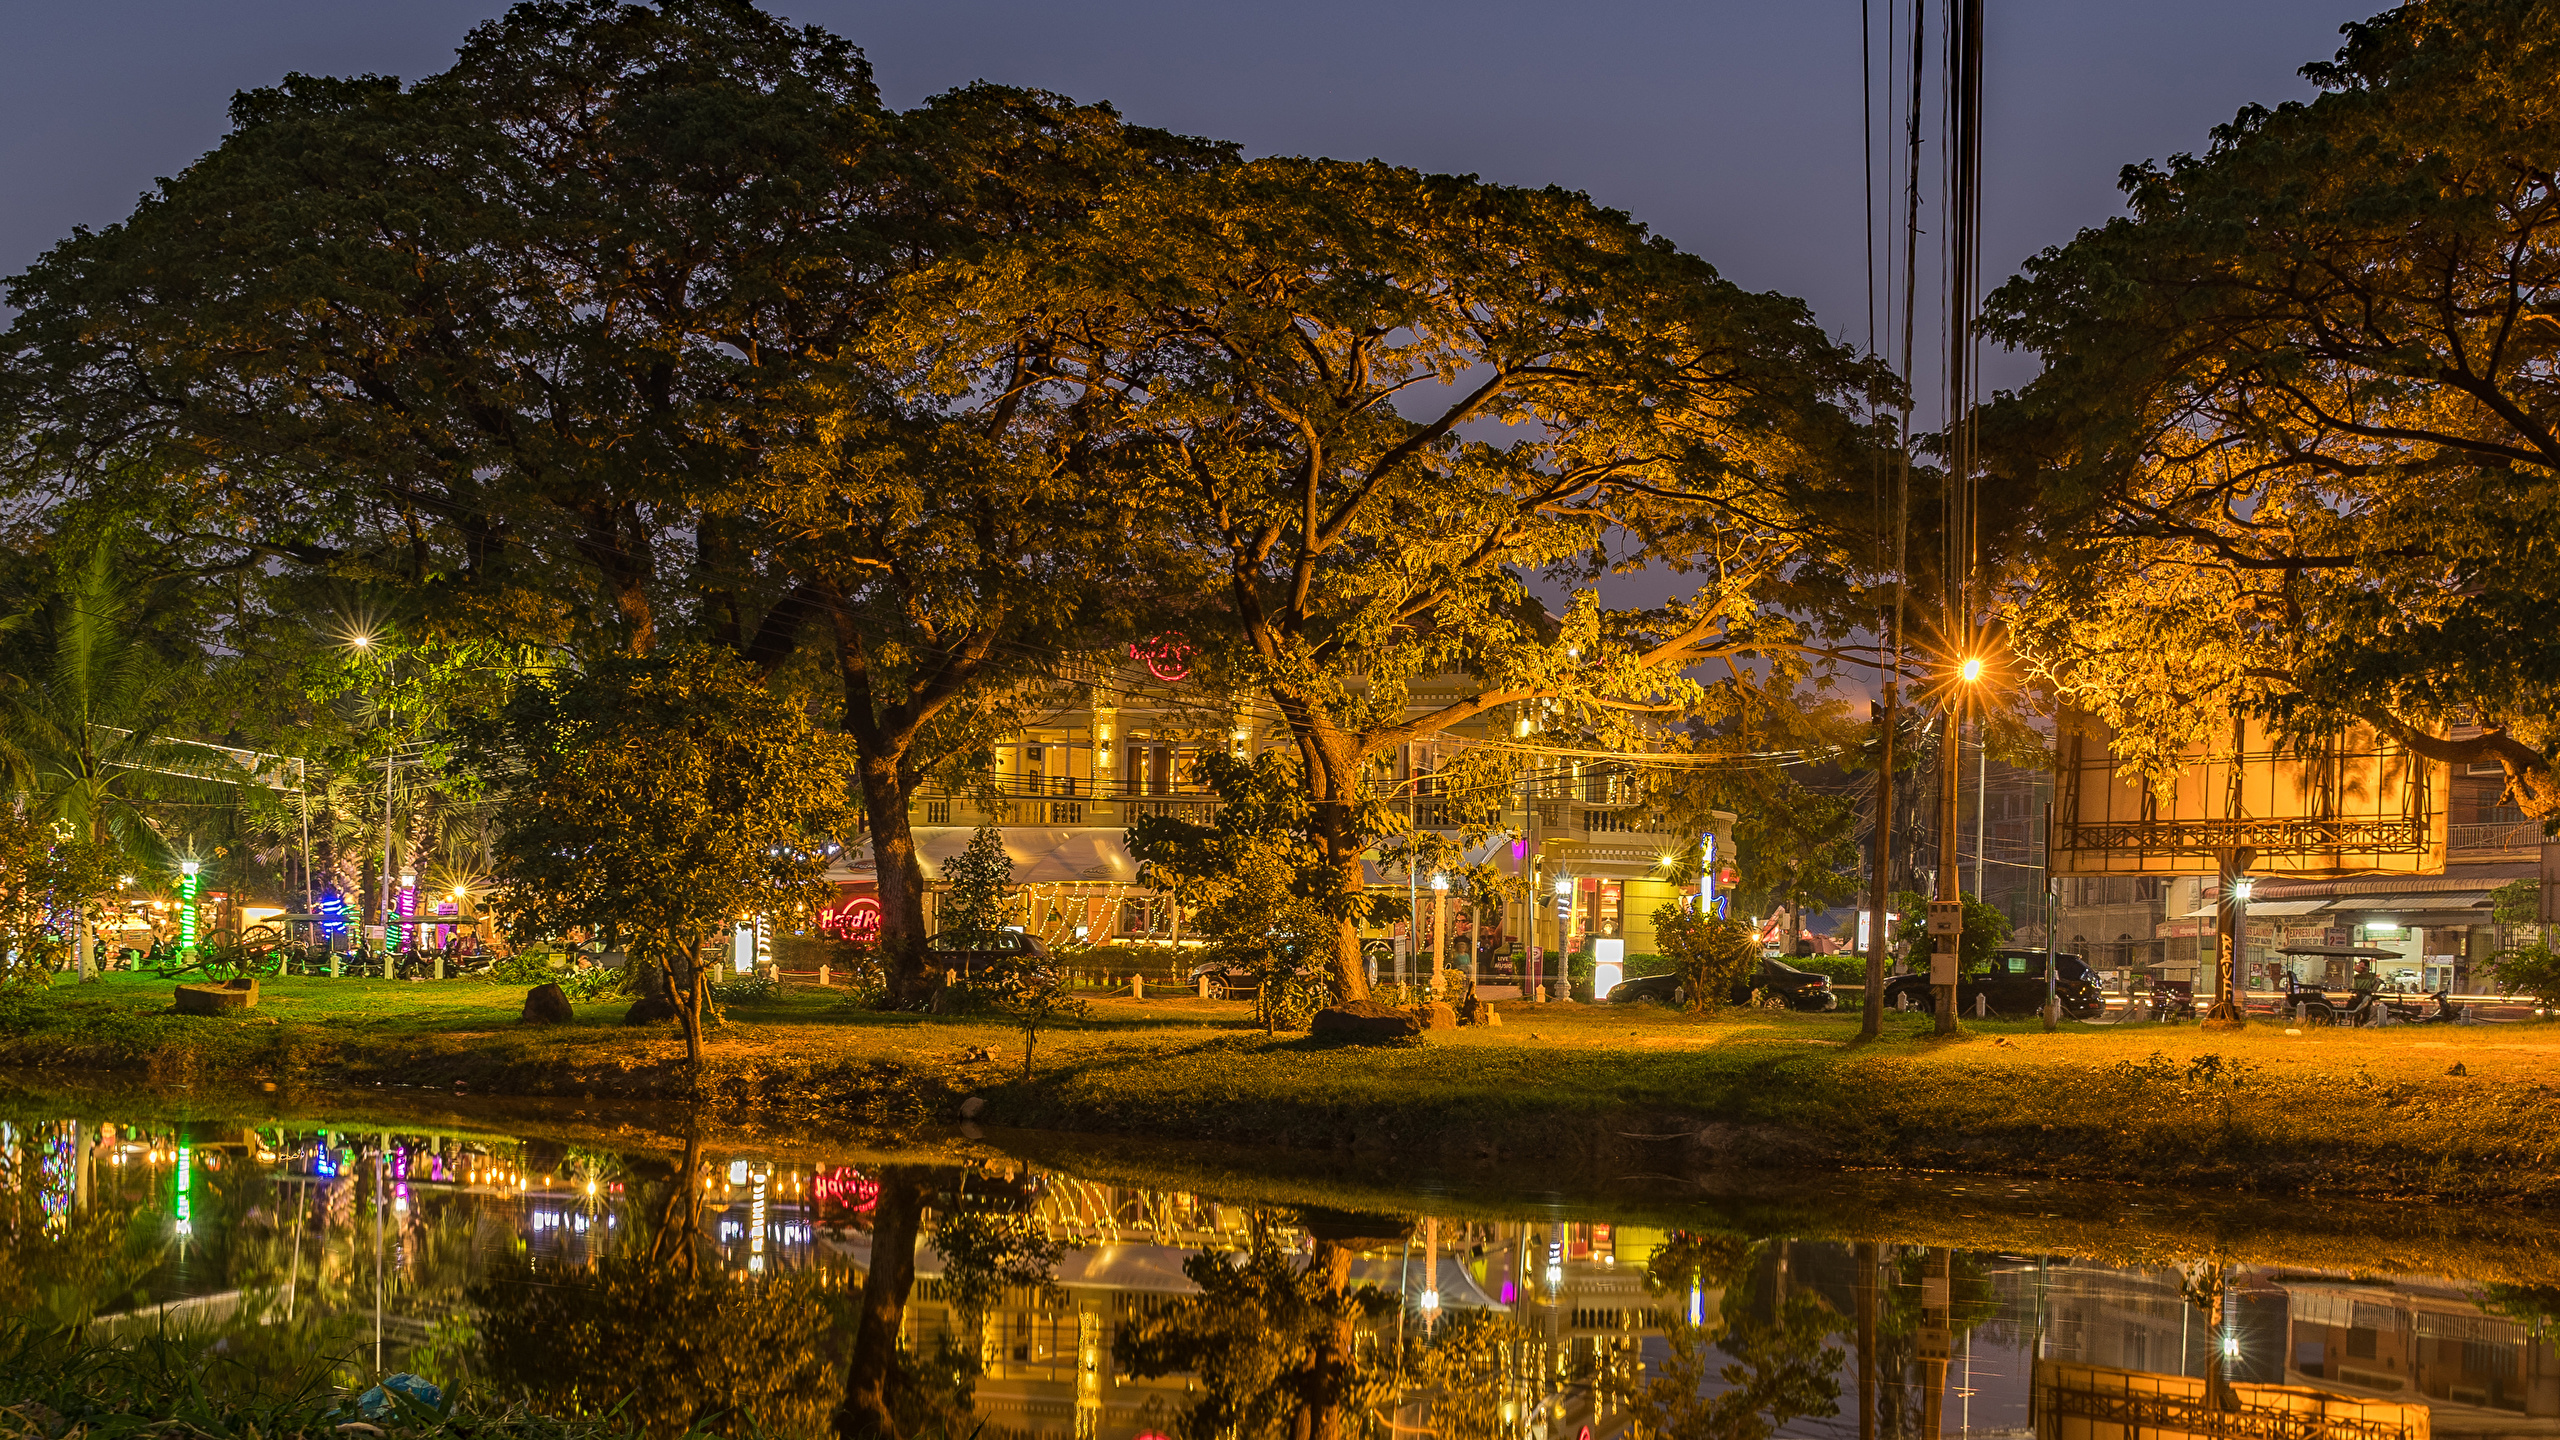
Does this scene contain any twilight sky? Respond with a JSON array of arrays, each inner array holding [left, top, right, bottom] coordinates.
[[7, 0, 2376, 406]]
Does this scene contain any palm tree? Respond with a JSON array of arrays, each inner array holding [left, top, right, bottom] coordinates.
[[0, 543, 182, 980]]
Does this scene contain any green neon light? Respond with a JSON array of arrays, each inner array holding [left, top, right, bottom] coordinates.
[[178, 862, 201, 959]]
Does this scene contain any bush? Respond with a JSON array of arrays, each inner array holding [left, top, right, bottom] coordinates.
[[1651, 902, 1758, 1015], [1783, 954, 1870, 987], [482, 947, 563, 985], [708, 973, 778, 1006], [557, 965, 627, 1002], [2489, 941, 2560, 1009]]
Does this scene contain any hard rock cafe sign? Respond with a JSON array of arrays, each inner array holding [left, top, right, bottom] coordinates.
[[1128, 633, 1194, 684], [818, 893, 881, 941]]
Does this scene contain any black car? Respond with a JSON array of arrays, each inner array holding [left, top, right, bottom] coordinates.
[[1746, 957, 1839, 1011], [924, 929, 1051, 976], [1605, 958, 1837, 1011], [1881, 949, 2105, 1019], [1606, 971, 1685, 1005]]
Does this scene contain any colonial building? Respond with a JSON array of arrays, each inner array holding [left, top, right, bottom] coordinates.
[[828, 660, 1709, 986]]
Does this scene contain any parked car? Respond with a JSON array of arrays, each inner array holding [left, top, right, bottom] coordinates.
[[1607, 971, 1686, 1006], [1745, 957, 1839, 1012], [1605, 958, 1838, 1012], [1881, 949, 2106, 1019], [924, 929, 1051, 977]]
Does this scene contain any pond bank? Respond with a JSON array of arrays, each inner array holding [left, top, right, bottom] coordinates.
[[4, 973, 2557, 1209]]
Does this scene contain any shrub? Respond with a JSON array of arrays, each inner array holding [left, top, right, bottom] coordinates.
[[1651, 902, 1758, 1015], [2488, 941, 2560, 1010]]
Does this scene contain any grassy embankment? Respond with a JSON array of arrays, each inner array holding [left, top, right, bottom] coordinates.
[[6, 971, 2560, 1205]]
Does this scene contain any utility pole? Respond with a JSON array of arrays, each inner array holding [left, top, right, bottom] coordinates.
[[1932, 702, 1965, 1035], [1863, 0, 1926, 1042], [1861, 683, 1898, 1039]]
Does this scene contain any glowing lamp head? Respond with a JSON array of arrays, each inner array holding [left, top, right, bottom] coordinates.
[[1554, 877, 1573, 896], [349, 634, 372, 650], [2232, 879, 2254, 902], [179, 860, 199, 878], [1958, 657, 1985, 684], [1430, 873, 1448, 891]]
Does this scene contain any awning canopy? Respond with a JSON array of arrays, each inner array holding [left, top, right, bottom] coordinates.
[[2276, 945, 2400, 959], [2181, 898, 2330, 919], [2327, 892, 2492, 912], [913, 826, 1140, 885]]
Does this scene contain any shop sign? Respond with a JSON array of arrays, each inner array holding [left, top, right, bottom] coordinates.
[[818, 893, 881, 941]]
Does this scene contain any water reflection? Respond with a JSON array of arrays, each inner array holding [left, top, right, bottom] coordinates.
[[0, 1108, 2546, 1439]]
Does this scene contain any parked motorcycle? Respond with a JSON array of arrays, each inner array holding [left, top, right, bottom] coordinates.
[[2147, 979, 2196, 1022]]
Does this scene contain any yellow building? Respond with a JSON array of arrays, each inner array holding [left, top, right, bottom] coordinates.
[[861, 662, 1707, 987]]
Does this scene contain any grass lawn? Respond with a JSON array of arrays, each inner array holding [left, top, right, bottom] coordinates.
[[6, 971, 2559, 1204]]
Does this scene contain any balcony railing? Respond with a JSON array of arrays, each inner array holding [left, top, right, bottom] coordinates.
[[2449, 820, 2544, 856], [909, 786, 1220, 828]]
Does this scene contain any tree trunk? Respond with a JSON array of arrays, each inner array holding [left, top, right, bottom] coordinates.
[[1320, 822, 1372, 1004], [1301, 1239, 1358, 1440], [855, 752, 932, 1007], [835, 1168, 929, 1440], [663, 938, 707, 1074]]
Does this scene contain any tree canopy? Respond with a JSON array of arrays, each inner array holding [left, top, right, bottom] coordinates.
[[468, 646, 853, 1067], [1985, 0, 2560, 820], [924, 157, 1886, 995]]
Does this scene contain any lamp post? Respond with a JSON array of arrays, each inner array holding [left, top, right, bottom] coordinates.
[[1930, 656, 1987, 1036], [1429, 873, 1449, 999], [1552, 875, 1573, 1003], [2207, 864, 2255, 1028]]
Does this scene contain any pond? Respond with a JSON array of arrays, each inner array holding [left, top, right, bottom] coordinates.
[[2, 1084, 2554, 1440]]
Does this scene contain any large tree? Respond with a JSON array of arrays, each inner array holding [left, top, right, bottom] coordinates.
[[471, 646, 854, 1069], [921, 159, 1882, 997], [1983, 0, 2560, 820], [0, 0, 885, 654], [1, 4, 1231, 993], [753, 86, 1230, 1002]]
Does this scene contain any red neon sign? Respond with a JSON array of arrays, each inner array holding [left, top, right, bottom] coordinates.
[[813, 1167, 879, 1215], [819, 895, 881, 941], [1128, 633, 1194, 683]]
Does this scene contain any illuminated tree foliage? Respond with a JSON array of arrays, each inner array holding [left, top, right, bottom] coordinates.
[[471, 1252, 839, 1440], [469, 647, 853, 1069], [1113, 1215, 1395, 1440], [1129, 751, 1385, 1030], [0, 3, 1229, 998], [923, 158, 1886, 998], [1985, 0, 2560, 819]]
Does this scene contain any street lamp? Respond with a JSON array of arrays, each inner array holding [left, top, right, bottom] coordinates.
[[1428, 873, 1449, 998], [1931, 657, 1989, 1035], [1552, 876, 1574, 1002]]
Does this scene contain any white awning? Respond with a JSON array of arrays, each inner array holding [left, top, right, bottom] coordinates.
[[2329, 892, 2492, 912], [912, 826, 1139, 885], [2181, 898, 2329, 919]]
